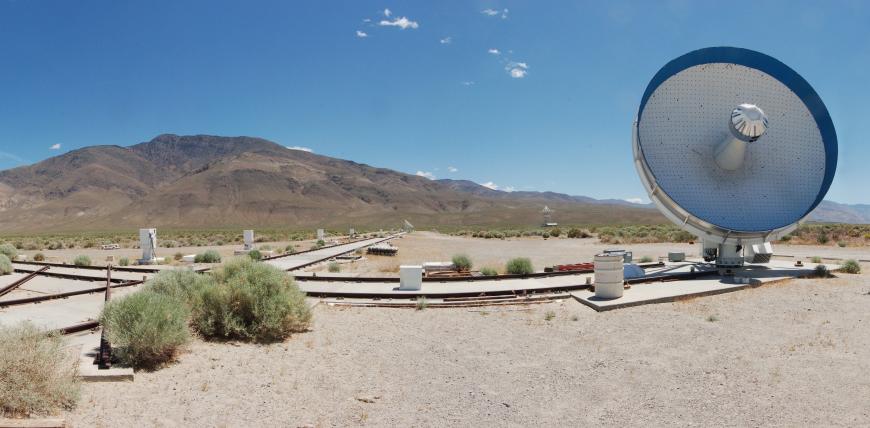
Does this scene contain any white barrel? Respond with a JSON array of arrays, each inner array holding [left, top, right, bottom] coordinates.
[[594, 254, 624, 299]]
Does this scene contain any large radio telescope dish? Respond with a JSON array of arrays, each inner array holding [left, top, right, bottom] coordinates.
[[633, 47, 837, 267]]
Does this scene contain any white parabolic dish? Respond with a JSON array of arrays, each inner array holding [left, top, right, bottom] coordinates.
[[633, 47, 838, 245]]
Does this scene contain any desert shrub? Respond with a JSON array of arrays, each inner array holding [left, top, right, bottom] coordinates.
[[101, 290, 190, 369], [415, 296, 428, 311], [23, 242, 39, 251], [73, 255, 91, 267], [259, 244, 272, 251], [285, 245, 296, 254], [817, 233, 829, 244], [194, 250, 222, 264], [174, 252, 183, 261], [779, 235, 792, 242], [119, 257, 130, 266], [193, 258, 311, 342], [327, 262, 341, 273], [315, 239, 326, 248], [452, 254, 472, 272], [480, 267, 498, 276], [811, 256, 823, 264], [0, 255, 12, 275], [840, 259, 861, 274], [542, 232, 550, 239], [506, 257, 534, 275], [248, 249, 263, 261], [639, 256, 654, 263], [146, 269, 215, 305], [0, 323, 80, 417], [837, 241, 847, 248], [813, 264, 831, 278], [33, 252, 45, 262], [0, 243, 17, 260], [549, 228, 561, 237], [544, 310, 555, 321]]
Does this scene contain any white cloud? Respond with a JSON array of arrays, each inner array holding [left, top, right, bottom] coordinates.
[[356, 30, 368, 38], [49, 143, 61, 150], [482, 8, 509, 18], [447, 166, 458, 173], [363, 18, 371, 23], [460, 81, 475, 86], [286, 146, 313, 153], [625, 198, 645, 204], [379, 16, 418, 29], [506, 61, 529, 78], [416, 171, 436, 180], [384, 8, 392, 17], [440, 36, 452, 44], [487, 48, 500, 55], [503, 186, 516, 192], [480, 181, 498, 190]]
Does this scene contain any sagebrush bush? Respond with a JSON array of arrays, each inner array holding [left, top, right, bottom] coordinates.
[[101, 290, 190, 369], [0, 254, 12, 275], [73, 255, 91, 267], [194, 250, 222, 263], [34, 252, 45, 261], [639, 256, 654, 263], [0, 243, 17, 260], [146, 269, 215, 304], [119, 257, 130, 266], [0, 322, 80, 417], [480, 267, 498, 276], [327, 262, 341, 273], [813, 264, 831, 278], [452, 254, 472, 272], [248, 249, 263, 261], [549, 228, 562, 237], [285, 245, 296, 254], [506, 257, 534, 275], [811, 256, 823, 264], [840, 259, 861, 274], [193, 258, 311, 342]]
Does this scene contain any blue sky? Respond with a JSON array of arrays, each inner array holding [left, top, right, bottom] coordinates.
[[0, 0, 867, 204]]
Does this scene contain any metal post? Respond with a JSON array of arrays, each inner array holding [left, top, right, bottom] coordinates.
[[98, 264, 113, 369]]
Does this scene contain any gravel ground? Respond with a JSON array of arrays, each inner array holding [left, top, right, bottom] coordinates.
[[66, 271, 870, 427]]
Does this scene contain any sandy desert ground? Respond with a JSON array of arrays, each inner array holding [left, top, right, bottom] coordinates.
[[307, 231, 870, 275], [65, 268, 870, 427]]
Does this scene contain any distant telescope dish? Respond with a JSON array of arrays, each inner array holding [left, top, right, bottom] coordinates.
[[632, 47, 837, 271]]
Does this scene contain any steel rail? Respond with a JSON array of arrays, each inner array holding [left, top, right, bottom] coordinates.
[[0, 278, 145, 308], [0, 266, 49, 298]]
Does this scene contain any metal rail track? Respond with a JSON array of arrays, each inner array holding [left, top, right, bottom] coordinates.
[[12, 266, 148, 283], [12, 259, 185, 273], [0, 266, 49, 298], [0, 278, 145, 308]]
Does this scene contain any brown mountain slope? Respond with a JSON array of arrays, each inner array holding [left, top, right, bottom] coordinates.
[[0, 134, 666, 232]]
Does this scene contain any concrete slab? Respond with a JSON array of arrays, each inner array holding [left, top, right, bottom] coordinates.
[[572, 260, 816, 312], [66, 330, 134, 382]]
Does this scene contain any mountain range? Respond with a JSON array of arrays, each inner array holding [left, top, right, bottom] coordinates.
[[0, 134, 864, 232]]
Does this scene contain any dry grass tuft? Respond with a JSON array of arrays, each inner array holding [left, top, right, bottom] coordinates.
[[0, 322, 80, 417]]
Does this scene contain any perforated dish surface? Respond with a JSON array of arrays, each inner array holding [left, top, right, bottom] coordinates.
[[637, 63, 826, 232]]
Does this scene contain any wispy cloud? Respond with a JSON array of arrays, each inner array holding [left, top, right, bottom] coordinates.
[[487, 48, 500, 55], [379, 16, 419, 29], [503, 186, 516, 192], [50, 143, 61, 150], [416, 171, 436, 180], [480, 181, 499, 190], [286, 146, 313, 153], [384, 8, 392, 17], [356, 30, 368, 38], [482, 8, 509, 19], [447, 166, 458, 173], [439, 36, 452, 44], [506, 61, 528, 78], [460, 81, 475, 86], [625, 197, 645, 204], [0, 151, 26, 163]]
